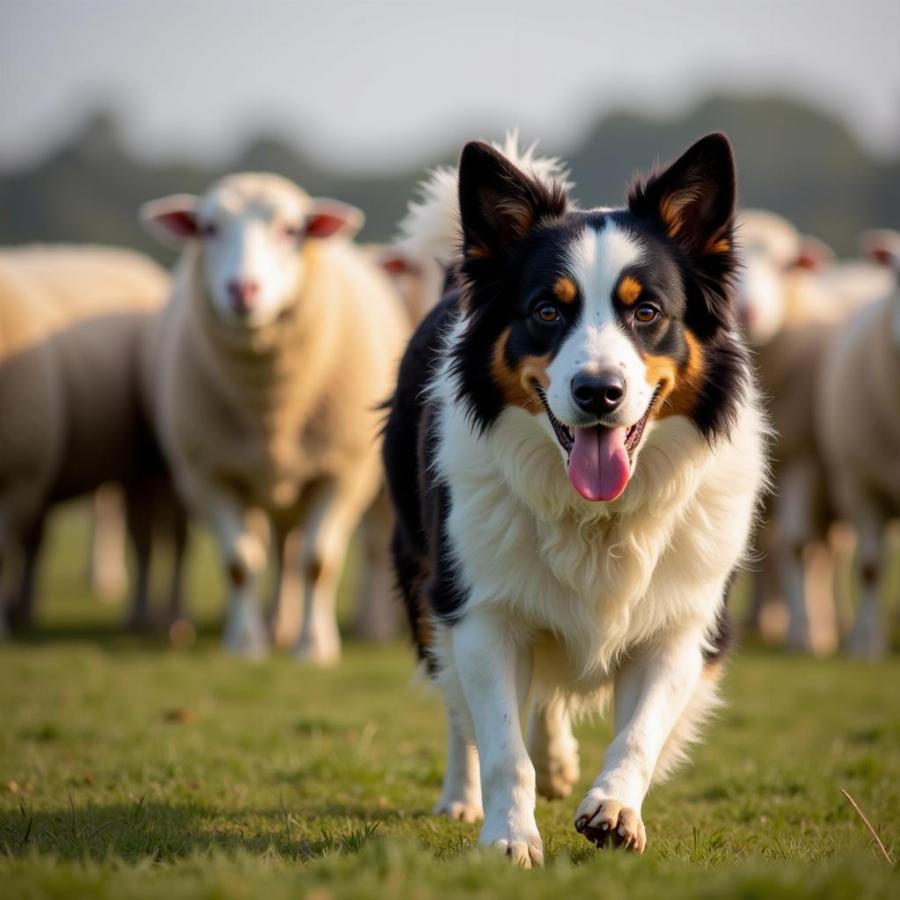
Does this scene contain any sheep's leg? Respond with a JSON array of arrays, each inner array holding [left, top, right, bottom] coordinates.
[[778, 460, 830, 653], [183, 478, 268, 658], [88, 484, 127, 603], [0, 483, 46, 632], [353, 489, 401, 643], [847, 503, 887, 658], [269, 525, 303, 649], [828, 520, 857, 638], [218, 503, 269, 659], [804, 540, 839, 656], [294, 473, 375, 666], [747, 519, 788, 643], [164, 497, 189, 627], [0, 553, 6, 640], [6, 514, 46, 629], [124, 484, 153, 632]]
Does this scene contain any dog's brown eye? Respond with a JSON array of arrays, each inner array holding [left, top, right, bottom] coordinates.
[[535, 303, 560, 324], [634, 304, 659, 324], [283, 224, 302, 239]]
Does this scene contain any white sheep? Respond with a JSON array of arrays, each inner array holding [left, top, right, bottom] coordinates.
[[816, 229, 900, 657], [735, 211, 892, 654], [141, 173, 410, 662], [0, 244, 185, 634]]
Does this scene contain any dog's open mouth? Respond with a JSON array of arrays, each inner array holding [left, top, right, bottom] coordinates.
[[535, 385, 658, 460], [535, 384, 660, 502]]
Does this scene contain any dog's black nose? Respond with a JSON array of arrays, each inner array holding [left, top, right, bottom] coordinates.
[[571, 371, 626, 416]]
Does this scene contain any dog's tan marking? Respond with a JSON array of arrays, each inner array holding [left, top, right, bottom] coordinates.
[[617, 275, 643, 305], [659, 188, 730, 254], [491, 328, 549, 413], [553, 276, 577, 304], [493, 192, 538, 241], [645, 329, 706, 419], [659, 188, 701, 239], [706, 237, 730, 254]]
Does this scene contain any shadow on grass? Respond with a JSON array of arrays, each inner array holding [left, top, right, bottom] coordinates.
[[1, 798, 389, 863], [6, 619, 225, 654]]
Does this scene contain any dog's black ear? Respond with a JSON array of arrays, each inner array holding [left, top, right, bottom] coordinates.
[[630, 133, 738, 331], [458, 141, 566, 261], [629, 132, 736, 257]]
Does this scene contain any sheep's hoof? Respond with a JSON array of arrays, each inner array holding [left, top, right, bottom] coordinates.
[[293, 635, 340, 667], [223, 615, 269, 660]]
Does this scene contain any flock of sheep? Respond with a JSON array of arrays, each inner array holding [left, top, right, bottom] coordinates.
[[0, 167, 898, 660], [737, 212, 899, 658]]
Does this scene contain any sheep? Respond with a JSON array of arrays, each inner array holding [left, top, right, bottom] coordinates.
[[141, 173, 410, 662], [0, 244, 186, 633], [816, 229, 900, 657], [361, 244, 436, 326], [735, 211, 892, 654], [349, 245, 447, 645]]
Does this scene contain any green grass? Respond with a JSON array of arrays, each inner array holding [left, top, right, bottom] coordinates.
[[1, 506, 898, 898]]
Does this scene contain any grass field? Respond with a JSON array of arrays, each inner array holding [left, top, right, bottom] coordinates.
[[1, 506, 898, 898]]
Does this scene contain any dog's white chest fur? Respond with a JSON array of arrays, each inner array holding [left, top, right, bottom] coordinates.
[[433, 372, 766, 688]]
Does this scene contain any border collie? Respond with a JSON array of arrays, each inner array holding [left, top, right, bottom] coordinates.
[[383, 133, 766, 866]]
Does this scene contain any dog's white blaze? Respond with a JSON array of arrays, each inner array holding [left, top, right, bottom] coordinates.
[[546, 223, 654, 427]]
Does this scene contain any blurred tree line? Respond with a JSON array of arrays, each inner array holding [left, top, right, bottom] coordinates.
[[1, 94, 897, 262]]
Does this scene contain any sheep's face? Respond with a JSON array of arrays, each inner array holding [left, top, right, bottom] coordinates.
[[141, 173, 364, 329], [734, 246, 786, 345], [734, 210, 832, 346], [861, 230, 900, 351], [734, 212, 799, 345], [196, 183, 309, 327]]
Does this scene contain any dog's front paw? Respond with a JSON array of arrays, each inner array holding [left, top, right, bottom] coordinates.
[[575, 792, 646, 853], [481, 818, 544, 868]]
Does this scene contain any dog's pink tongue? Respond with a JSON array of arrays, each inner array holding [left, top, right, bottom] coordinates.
[[567, 426, 630, 502]]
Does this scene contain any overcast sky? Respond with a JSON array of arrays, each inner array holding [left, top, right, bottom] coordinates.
[[2, 0, 898, 173]]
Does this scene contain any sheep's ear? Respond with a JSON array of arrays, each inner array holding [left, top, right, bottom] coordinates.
[[629, 132, 736, 259], [458, 141, 566, 261], [305, 199, 365, 240], [139, 194, 199, 248], [861, 229, 900, 273], [793, 235, 834, 271], [374, 248, 422, 277]]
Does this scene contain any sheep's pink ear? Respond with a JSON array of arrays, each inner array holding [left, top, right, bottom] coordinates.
[[861, 229, 900, 271], [139, 194, 200, 247], [794, 235, 834, 270], [377, 249, 422, 277], [305, 199, 365, 240]]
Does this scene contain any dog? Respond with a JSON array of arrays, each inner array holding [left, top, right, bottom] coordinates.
[[382, 133, 767, 866]]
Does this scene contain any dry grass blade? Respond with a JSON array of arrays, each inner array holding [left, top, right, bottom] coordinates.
[[840, 788, 894, 864]]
